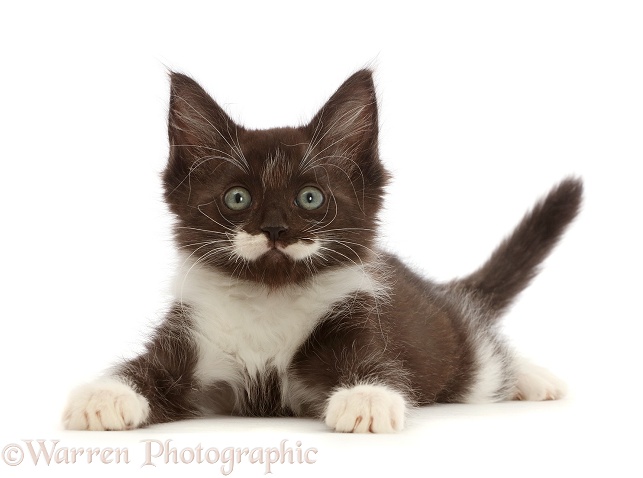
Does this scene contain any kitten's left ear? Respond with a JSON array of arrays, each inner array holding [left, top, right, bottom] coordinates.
[[164, 72, 244, 200], [167, 72, 239, 162], [306, 70, 380, 171]]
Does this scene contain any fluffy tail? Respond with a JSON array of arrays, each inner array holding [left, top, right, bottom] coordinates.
[[458, 177, 583, 318]]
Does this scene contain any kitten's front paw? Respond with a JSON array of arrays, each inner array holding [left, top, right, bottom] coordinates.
[[63, 378, 150, 431], [324, 384, 406, 433]]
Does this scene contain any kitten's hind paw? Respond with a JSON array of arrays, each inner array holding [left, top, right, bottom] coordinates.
[[63, 378, 150, 430], [324, 384, 407, 433], [514, 359, 567, 401]]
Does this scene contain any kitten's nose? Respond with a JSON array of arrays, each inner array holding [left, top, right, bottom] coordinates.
[[261, 226, 287, 242]]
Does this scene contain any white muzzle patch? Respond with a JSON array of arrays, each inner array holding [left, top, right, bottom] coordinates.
[[232, 231, 320, 261]]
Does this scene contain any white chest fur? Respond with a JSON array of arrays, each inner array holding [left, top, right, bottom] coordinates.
[[173, 257, 383, 386]]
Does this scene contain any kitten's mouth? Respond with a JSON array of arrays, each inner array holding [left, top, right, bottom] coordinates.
[[268, 240, 288, 253]]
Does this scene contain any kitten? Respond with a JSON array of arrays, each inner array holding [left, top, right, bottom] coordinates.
[[63, 70, 582, 433]]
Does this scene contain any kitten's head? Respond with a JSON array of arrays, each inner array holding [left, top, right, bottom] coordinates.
[[163, 70, 388, 287]]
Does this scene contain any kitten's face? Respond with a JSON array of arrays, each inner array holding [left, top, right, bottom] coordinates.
[[163, 71, 388, 287]]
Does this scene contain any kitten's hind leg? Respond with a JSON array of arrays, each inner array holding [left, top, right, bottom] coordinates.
[[513, 358, 567, 401]]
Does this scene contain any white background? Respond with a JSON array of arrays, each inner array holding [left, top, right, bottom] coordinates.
[[1, 1, 641, 477]]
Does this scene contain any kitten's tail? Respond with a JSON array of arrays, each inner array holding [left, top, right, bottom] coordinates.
[[457, 177, 583, 319]]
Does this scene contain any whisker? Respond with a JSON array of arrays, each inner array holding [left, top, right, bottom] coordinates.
[[316, 246, 361, 268], [176, 226, 230, 236], [301, 155, 366, 213], [299, 102, 374, 173], [196, 203, 238, 233], [172, 94, 250, 173]]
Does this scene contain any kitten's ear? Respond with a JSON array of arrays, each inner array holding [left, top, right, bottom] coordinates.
[[306, 70, 379, 170], [167, 72, 238, 161]]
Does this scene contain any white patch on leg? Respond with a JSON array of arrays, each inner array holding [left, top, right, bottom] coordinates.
[[465, 333, 510, 403], [63, 378, 150, 430], [514, 358, 567, 401], [441, 290, 515, 403], [324, 384, 406, 433]]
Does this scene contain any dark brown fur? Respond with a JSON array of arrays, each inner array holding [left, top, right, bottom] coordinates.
[[119, 304, 200, 424]]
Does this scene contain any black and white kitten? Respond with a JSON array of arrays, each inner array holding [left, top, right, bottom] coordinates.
[[64, 70, 582, 433]]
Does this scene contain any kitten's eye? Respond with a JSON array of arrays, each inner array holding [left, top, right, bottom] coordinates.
[[224, 187, 252, 211], [296, 186, 324, 210]]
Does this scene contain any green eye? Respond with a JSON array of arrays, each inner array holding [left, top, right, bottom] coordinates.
[[296, 186, 324, 210], [224, 187, 252, 211]]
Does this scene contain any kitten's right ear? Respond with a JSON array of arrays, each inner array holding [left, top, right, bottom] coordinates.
[[305, 70, 380, 175], [167, 72, 238, 160]]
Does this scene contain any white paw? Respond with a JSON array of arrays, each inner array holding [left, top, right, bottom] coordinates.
[[63, 378, 150, 430], [514, 360, 567, 401], [324, 384, 406, 433]]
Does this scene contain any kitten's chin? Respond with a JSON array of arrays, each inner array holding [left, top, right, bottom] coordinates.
[[242, 249, 317, 288], [262, 248, 289, 264]]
